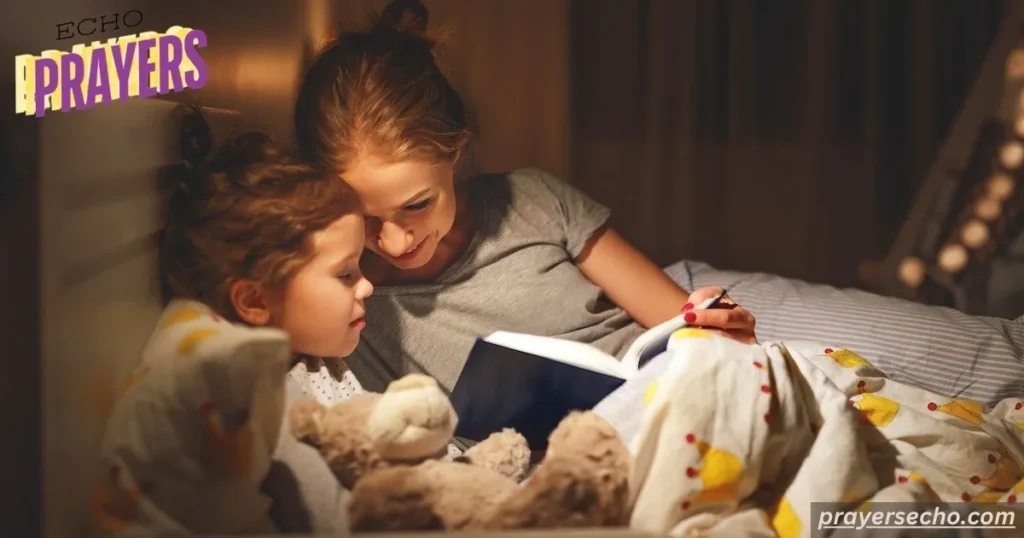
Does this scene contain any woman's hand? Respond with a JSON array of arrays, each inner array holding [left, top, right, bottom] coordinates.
[[681, 286, 757, 344]]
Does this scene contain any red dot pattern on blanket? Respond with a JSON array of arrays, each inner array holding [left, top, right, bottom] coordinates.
[[897, 476, 908, 484], [1009, 495, 1018, 503], [927, 402, 938, 411], [757, 357, 770, 421], [962, 493, 972, 502], [825, 348, 833, 354], [1016, 402, 1023, 410]]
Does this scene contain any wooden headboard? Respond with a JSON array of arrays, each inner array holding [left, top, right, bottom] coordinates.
[[37, 99, 243, 536]]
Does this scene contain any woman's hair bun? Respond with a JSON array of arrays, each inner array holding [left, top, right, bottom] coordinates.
[[375, 0, 429, 35]]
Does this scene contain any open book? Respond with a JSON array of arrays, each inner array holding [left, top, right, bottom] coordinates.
[[449, 295, 724, 449]]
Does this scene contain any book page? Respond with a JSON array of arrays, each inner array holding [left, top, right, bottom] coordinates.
[[620, 314, 687, 372], [620, 294, 724, 372], [483, 331, 627, 379]]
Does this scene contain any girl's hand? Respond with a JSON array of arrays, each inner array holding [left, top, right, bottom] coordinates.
[[681, 286, 757, 344]]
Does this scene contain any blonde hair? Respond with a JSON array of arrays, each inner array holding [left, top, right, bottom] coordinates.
[[294, 0, 471, 174]]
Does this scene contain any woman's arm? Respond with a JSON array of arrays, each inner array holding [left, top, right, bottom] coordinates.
[[576, 226, 757, 342], [575, 226, 691, 328]]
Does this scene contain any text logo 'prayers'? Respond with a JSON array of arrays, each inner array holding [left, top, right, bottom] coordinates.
[[14, 26, 208, 118]]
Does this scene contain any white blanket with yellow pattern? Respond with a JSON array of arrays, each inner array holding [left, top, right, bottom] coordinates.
[[626, 329, 1024, 537]]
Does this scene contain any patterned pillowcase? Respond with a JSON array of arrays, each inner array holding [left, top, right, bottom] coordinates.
[[92, 300, 292, 535]]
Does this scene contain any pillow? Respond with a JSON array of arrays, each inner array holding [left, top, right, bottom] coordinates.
[[664, 259, 1024, 405], [92, 299, 292, 535]]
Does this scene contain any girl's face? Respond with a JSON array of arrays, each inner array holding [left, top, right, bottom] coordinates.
[[342, 157, 459, 272], [270, 213, 374, 358]]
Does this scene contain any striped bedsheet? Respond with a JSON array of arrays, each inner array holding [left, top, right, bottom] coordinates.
[[664, 260, 1024, 405]]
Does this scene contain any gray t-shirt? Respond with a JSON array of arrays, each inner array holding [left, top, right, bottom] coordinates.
[[346, 168, 645, 393]]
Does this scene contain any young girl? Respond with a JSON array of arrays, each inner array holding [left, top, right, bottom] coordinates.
[[161, 131, 374, 404], [291, 0, 756, 395]]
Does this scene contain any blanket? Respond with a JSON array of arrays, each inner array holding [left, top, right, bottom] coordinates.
[[608, 329, 1024, 537]]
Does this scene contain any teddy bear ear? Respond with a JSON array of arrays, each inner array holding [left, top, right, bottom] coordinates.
[[289, 398, 327, 446]]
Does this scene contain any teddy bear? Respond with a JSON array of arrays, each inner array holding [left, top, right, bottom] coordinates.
[[289, 373, 632, 532]]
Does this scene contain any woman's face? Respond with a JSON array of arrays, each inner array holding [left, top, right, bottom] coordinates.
[[342, 157, 458, 271]]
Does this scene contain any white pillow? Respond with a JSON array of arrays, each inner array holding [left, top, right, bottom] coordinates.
[[93, 299, 292, 535]]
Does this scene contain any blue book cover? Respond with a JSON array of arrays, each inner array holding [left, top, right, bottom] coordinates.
[[450, 339, 631, 450], [448, 311, 698, 450]]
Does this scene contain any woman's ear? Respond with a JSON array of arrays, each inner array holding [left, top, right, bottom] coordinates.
[[228, 279, 273, 326]]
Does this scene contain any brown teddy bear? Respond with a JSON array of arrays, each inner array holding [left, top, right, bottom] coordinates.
[[289, 373, 632, 532]]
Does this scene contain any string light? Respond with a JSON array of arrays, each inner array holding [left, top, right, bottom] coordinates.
[[1006, 49, 1024, 79], [998, 141, 1024, 169], [959, 219, 990, 249], [1015, 115, 1024, 138], [897, 256, 926, 288], [986, 172, 1015, 200], [937, 243, 969, 274], [973, 197, 1001, 221]]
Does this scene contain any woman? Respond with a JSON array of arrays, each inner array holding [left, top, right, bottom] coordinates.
[[292, 0, 753, 394], [294, 0, 1023, 404]]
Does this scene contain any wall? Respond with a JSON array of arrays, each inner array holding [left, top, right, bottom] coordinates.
[[318, 0, 571, 179], [5, 1, 571, 535], [6, 1, 316, 536], [568, 0, 1006, 288]]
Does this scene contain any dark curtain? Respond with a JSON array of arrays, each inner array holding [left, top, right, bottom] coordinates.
[[569, 0, 1007, 288]]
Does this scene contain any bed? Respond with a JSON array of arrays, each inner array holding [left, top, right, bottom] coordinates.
[[37, 98, 1023, 537], [664, 260, 1024, 406]]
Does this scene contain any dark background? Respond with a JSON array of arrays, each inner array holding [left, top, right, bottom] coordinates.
[[570, 0, 1006, 287], [2, 1, 1018, 536]]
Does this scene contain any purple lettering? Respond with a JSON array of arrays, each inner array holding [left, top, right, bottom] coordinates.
[[183, 29, 207, 89], [137, 37, 157, 98], [86, 49, 112, 107], [158, 35, 183, 94], [110, 41, 136, 99], [33, 58, 59, 118], [60, 53, 85, 111]]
